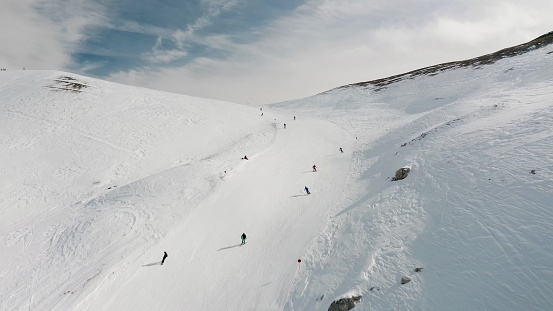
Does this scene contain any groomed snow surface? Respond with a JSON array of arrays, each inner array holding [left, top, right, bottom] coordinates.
[[1, 43, 553, 311]]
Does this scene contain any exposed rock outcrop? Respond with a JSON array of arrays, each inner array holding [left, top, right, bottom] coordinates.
[[328, 295, 362, 311], [392, 167, 410, 181]]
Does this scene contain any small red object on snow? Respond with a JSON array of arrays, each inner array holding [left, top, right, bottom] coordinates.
[[298, 259, 301, 263]]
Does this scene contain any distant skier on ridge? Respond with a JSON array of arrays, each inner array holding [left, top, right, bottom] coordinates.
[[304, 186, 310, 195], [312, 165, 317, 172], [241, 233, 247, 245]]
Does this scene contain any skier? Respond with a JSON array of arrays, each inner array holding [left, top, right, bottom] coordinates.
[[339, 147, 343, 153], [241, 233, 247, 245], [161, 251, 168, 265], [304, 186, 310, 195], [312, 165, 317, 172], [242, 155, 249, 160], [294, 116, 296, 120], [284, 123, 286, 129]]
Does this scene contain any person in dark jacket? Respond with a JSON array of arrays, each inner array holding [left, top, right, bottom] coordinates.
[[304, 186, 310, 194], [161, 251, 168, 265], [241, 233, 247, 245]]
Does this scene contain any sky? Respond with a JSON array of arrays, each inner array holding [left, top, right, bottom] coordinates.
[[1, 37, 553, 310], [1, 0, 553, 104]]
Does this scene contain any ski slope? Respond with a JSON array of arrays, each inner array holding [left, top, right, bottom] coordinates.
[[78, 109, 354, 311], [1, 36, 553, 311]]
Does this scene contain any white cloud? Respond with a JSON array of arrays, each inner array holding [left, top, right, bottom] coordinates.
[[143, 37, 188, 63], [0, 0, 108, 70], [0, 1, 66, 70], [141, 0, 240, 64]]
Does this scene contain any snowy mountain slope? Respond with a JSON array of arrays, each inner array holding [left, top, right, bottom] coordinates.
[[273, 34, 553, 310], [0, 71, 279, 310], [0, 32, 552, 311]]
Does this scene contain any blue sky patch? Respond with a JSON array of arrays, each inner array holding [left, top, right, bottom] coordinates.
[[67, 0, 305, 77]]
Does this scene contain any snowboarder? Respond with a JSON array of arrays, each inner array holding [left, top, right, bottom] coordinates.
[[304, 186, 310, 195], [241, 233, 247, 245], [339, 147, 343, 153], [242, 155, 249, 160], [312, 165, 317, 172], [284, 123, 286, 129], [161, 251, 168, 265]]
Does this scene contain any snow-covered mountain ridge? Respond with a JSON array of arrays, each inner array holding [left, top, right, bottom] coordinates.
[[1, 32, 553, 310], [332, 31, 553, 93]]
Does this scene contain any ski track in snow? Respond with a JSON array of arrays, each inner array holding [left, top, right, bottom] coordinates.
[[77, 112, 355, 311]]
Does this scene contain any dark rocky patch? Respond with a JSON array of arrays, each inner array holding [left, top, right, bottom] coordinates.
[[328, 296, 362, 311], [48, 76, 89, 92], [391, 167, 410, 181]]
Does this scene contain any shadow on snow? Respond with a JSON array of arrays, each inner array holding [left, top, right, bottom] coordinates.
[[217, 244, 242, 251]]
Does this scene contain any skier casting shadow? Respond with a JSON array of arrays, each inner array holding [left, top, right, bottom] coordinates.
[[291, 187, 311, 197]]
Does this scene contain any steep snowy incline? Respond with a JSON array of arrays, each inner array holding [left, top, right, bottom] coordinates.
[[273, 40, 553, 310], [76, 111, 355, 311], [408, 82, 553, 310]]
